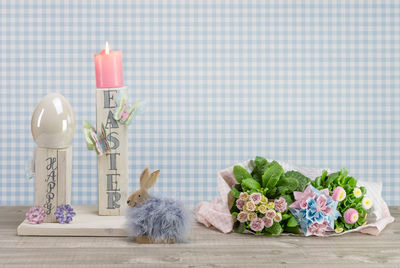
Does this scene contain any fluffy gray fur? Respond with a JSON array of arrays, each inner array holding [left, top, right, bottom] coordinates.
[[125, 197, 192, 243]]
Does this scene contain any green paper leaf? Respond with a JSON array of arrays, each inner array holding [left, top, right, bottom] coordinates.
[[284, 226, 301, 234], [233, 165, 252, 184], [277, 177, 299, 194]]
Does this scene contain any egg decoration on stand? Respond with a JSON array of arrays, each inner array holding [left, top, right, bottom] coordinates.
[[31, 93, 76, 223]]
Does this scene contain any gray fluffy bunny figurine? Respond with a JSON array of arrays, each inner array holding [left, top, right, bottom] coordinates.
[[125, 167, 192, 243]]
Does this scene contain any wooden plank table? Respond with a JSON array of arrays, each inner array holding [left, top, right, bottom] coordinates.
[[1, 206, 399, 267]]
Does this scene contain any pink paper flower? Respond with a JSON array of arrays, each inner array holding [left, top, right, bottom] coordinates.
[[307, 221, 330, 236], [291, 186, 315, 210], [344, 208, 359, 224], [250, 218, 265, 232], [26, 206, 46, 224], [236, 199, 244, 210], [262, 216, 274, 228], [250, 193, 262, 204], [237, 211, 248, 223], [266, 209, 276, 219], [332, 186, 346, 202], [274, 197, 287, 212]]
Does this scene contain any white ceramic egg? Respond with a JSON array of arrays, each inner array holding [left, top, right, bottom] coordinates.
[[31, 93, 76, 148]]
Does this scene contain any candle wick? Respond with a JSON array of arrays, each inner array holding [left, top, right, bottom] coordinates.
[[105, 42, 110, 55]]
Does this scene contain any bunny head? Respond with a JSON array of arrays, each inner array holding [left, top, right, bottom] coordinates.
[[127, 167, 160, 207]]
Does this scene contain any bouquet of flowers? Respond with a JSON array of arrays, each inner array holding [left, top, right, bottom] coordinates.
[[229, 156, 377, 236]]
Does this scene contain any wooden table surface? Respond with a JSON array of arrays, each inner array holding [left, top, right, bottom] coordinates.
[[1, 206, 399, 268]]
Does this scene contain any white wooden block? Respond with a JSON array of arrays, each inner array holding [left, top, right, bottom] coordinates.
[[34, 146, 72, 223], [17, 206, 127, 236], [96, 87, 128, 216]]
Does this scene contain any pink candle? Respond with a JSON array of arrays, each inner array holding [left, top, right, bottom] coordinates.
[[94, 42, 124, 88]]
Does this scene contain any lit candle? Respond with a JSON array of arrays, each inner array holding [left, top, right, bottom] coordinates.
[[94, 42, 124, 88]]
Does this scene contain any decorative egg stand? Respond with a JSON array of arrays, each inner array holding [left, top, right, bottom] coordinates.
[[18, 43, 133, 237]]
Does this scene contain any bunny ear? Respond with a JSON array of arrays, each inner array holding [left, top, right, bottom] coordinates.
[[139, 167, 150, 189], [141, 169, 160, 190]]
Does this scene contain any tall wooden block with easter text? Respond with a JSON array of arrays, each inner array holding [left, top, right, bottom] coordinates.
[[34, 146, 72, 223], [96, 87, 128, 216]]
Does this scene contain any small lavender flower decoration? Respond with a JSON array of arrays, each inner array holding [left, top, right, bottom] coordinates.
[[55, 204, 75, 224], [26, 206, 46, 224]]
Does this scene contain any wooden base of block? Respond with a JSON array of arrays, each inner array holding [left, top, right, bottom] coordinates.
[[17, 206, 127, 237], [136, 236, 174, 244]]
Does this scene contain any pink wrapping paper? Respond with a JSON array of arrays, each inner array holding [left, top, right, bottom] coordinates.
[[195, 159, 395, 236]]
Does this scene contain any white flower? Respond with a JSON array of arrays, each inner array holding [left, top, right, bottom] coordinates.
[[353, 188, 362, 198], [362, 196, 372, 210]]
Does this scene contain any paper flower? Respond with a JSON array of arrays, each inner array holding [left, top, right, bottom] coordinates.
[[362, 196, 372, 210], [245, 201, 256, 212], [332, 186, 346, 202], [239, 192, 249, 201], [353, 188, 362, 198], [236, 199, 244, 210], [274, 197, 287, 212], [55, 204, 76, 224], [344, 208, 359, 224], [289, 185, 340, 236], [250, 218, 265, 232], [237, 211, 248, 222], [26, 206, 46, 224], [262, 216, 273, 228], [250, 193, 262, 204]]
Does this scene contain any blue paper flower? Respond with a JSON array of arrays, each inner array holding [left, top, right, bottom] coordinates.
[[289, 185, 340, 236]]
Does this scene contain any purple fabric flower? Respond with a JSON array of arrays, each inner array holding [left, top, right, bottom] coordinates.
[[274, 197, 287, 212], [26, 206, 46, 224], [55, 204, 76, 224]]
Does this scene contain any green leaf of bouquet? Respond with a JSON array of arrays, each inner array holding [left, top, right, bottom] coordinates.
[[281, 194, 294, 206], [232, 212, 238, 218], [262, 161, 284, 189], [284, 226, 301, 234], [233, 222, 246, 233], [324, 172, 340, 189], [265, 222, 283, 235], [360, 186, 366, 195], [287, 216, 299, 227], [230, 188, 240, 199], [242, 178, 261, 191], [281, 213, 291, 221], [233, 165, 252, 184], [345, 176, 357, 187], [277, 177, 298, 194], [284, 171, 310, 192]]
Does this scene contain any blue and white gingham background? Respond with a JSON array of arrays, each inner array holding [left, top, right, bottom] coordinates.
[[0, 1, 399, 207]]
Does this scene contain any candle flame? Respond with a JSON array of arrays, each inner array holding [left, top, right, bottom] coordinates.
[[105, 42, 110, 55]]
